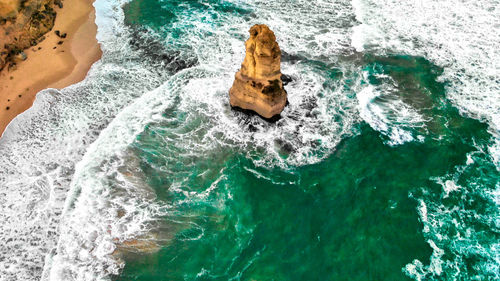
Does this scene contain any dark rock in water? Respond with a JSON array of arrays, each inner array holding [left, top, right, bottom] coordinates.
[[302, 96, 318, 118], [281, 51, 303, 64], [229, 24, 287, 119], [275, 139, 295, 154], [231, 105, 282, 123], [128, 28, 198, 73], [248, 124, 258, 132], [281, 74, 292, 86]]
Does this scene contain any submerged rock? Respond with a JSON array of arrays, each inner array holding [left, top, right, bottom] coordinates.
[[229, 24, 287, 119]]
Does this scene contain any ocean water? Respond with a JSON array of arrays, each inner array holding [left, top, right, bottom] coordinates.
[[0, 0, 498, 280]]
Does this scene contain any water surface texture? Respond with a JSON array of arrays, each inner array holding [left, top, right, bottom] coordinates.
[[0, 1, 498, 281]]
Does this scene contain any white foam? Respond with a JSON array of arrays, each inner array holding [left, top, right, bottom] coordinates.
[[149, 0, 363, 167], [357, 77, 427, 145], [0, 0, 173, 279], [351, 2, 499, 278], [2, 0, 496, 278], [43, 1, 364, 277], [351, 0, 500, 166], [240, 0, 357, 59], [46, 74, 178, 280], [2, 0, 448, 279], [443, 180, 461, 198], [408, 159, 499, 280]]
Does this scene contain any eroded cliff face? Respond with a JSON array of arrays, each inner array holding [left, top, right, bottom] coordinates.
[[0, 0, 58, 70], [229, 24, 287, 119]]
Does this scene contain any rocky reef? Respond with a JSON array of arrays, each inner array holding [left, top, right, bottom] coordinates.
[[229, 24, 287, 119], [0, 0, 59, 70]]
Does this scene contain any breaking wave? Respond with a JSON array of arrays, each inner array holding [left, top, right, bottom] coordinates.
[[0, 0, 498, 280], [351, 0, 500, 279]]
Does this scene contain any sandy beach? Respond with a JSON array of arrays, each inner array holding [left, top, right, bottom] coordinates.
[[0, 0, 101, 137]]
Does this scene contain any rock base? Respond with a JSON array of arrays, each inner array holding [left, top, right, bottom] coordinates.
[[229, 72, 287, 119]]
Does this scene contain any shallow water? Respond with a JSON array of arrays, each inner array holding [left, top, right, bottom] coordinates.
[[0, 0, 498, 280]]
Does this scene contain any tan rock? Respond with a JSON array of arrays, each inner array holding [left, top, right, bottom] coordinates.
[[0, 0, 21, 20], [229, 24, 287, 119], [12, 51, 26, 62]]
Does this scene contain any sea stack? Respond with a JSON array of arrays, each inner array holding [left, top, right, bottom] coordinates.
[[229, 24, 287, 119]]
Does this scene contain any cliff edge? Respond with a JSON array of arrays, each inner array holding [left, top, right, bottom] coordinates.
[[0, 0, 59, 70]]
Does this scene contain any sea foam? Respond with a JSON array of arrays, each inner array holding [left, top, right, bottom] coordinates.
[[43, 0, 363, 279], [351, 0, 500, 165], [351, 0, 500, 279], [356, 73, 427, 145], [0, 0, 170, 279]]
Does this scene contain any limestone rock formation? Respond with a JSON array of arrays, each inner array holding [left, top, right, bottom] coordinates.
[[0, 0, 57, 70], [229, 24, 287, 119]]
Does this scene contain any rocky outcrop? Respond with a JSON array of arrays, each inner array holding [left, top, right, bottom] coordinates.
[[229, 24, 287, 119], [0, 0, 21, 19], [0, 0, 57, 70]]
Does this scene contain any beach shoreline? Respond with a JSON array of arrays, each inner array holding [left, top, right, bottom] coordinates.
[[0, 0, 101, 137]]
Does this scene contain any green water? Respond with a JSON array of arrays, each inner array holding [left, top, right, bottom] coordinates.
[[113, 56, 497, 280], [114, 1, 499, 280]]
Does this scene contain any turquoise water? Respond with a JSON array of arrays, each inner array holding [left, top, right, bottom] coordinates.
[[111, 1, 499, 279], [0, 0, 498, 280]]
